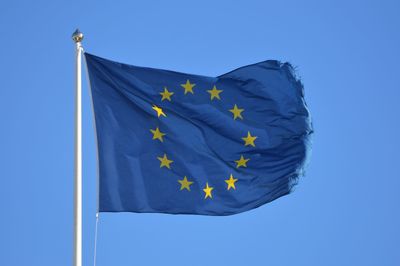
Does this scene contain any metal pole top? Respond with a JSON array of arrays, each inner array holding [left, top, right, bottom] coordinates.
[[72, 29, 84, 43]]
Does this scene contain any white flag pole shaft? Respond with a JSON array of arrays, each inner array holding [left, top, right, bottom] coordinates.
[[72, 29, 83, 266]]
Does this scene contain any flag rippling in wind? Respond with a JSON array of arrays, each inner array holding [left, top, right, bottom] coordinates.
[[85, 53, 313, 216]]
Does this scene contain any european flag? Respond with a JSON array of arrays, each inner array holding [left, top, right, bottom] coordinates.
[[85, 53, 312, 216]]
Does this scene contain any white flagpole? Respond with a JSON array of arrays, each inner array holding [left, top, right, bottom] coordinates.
[[72, 29, 83, 266]]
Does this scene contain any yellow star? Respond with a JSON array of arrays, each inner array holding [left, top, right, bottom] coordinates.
[[225, 174, 238, 190], [178, 176, 193, 191], [235, 155, 250, 168], [203, 182, 214, 199], [152, 105, 166, 117], [181, 79, 195, 94], [157, 154, 173, 169], [242, 131, 257, 147], [160, 87, 174, 101], [207, 85, 223, 100], [150, 127, 166, 142], [229, 104, 244, 120]]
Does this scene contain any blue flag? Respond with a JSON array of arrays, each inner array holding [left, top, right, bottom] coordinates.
[[85, 53, 312, 215]]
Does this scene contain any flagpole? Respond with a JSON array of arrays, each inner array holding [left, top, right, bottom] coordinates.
[[72, 29, 83, 266]]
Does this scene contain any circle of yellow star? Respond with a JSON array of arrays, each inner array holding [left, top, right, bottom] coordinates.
[[181, 79, 195, 94], [235, 155, 250, 168], [178, 176, 193, 191], [229, 104, 244, 120], [225, 174, 238, 190], [160, 87, 174, 101], [150, 127, 166, 142], [207, 85, 223, 100], [157, 154, 173, 169], [152, 105, 166, 117], [242, 131, 257, 147], [203, 182, 214, 199]]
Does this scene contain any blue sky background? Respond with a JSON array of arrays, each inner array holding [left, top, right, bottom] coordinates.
[[1, 0, 399, 265]]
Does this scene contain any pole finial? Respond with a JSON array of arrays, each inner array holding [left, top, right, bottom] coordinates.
[[72, 29, 84, 43]]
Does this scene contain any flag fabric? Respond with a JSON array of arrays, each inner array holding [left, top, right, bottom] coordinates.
[[85, 53, 313, 216]]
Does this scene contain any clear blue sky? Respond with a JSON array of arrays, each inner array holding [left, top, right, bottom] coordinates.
[[1, 0, 399, 265]]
